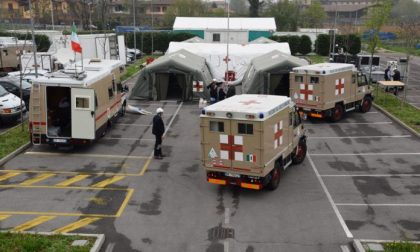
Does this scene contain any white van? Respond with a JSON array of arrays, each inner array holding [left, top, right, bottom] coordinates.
[[0, 85, 26, 124]]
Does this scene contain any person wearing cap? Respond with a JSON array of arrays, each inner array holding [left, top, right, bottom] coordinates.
[[152, 107, 165, 159]]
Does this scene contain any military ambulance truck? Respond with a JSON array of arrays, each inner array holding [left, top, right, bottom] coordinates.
[[200, 94, 307, 190], [29, 59, 127, 146], [290, 63, 373, 122]]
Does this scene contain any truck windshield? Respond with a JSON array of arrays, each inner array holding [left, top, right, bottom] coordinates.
[[0, 86, 8, 97]]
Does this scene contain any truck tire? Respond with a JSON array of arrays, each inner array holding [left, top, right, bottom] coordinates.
[[266, 164, 281, 191], [292, 139, 307, 164], [330, 103, 344, 122], [359, 96, 372, 113]]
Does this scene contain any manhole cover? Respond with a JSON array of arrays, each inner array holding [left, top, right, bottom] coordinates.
[[208, 224, 235, 241]]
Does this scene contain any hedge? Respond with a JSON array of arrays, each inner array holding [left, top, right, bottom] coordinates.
[[124, 32, 194, 54], [270, 35, 312, 55], [0, 31, 50, 52], [299, 35, 312, 56], [315, 33, 361, 56]]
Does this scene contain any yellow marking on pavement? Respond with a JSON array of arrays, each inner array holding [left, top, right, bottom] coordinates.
[[0, 172, 21, 182], [115, 189, 134, 217], [139, 157, 152, 176], [0, 184, 127, 191], [0, 214, 11, 221], [91, 175, 125, 188], [19, 173, 55, 186], [12, 216, 56, 232], [56, 175, 90, 187], [25, 151, 149, 160], [54, 217, 101, 233]]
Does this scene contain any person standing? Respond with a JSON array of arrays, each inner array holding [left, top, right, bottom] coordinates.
[[207, 79, 218, 103], [393, 69, 401, 81], [152, 108, 165, 159], [384, 66, 391, 81], [218, 84, 226, 101]]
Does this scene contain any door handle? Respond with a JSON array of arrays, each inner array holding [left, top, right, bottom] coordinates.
[[91, 111, 94, 117]]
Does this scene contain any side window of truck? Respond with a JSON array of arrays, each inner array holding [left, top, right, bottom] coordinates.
[[294, 112, 301, 127], [295, 76, 303, 83], [310, 77, 319, 84], [238, 123, 253, 135], [210, 121, 224, 132], [108, 86, 114, 100], [357, 75, 368, 87], [352, 75, 356, 84]]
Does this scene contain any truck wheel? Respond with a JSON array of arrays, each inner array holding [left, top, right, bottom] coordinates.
[[266, 165, 281, 191], [330, 104, 344, 122], [292, 141, 307, 164], [360, 97, 372, 113]]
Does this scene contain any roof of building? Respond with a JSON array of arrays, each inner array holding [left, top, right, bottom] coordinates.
[[293, 63, 356, 75], [173, 17, 276, 31], [201, 94, 291, 121], [32, 59, 123, 86], [322, 3, 373, 12]]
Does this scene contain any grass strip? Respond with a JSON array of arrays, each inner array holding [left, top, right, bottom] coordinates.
[[374, 88, 420, 133], [305, 54, 328, 64], [381, 45, 420, 57], [0, 232, 94, 252], [121, 55, 160, 82], [0, 121, 29, 160]]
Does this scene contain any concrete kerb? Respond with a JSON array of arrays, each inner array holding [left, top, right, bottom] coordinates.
[[353, 239, 420, 252], [0, 231, 104, 252], [373, 103, 420, 138], [0, 142, 31, 167]]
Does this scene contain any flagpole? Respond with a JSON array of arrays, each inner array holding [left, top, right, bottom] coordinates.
[[226, 0, 230, 85]]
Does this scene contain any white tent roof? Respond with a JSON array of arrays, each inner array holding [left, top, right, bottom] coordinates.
[[173, 17, 276, 31], [167, 42, 291, 83]]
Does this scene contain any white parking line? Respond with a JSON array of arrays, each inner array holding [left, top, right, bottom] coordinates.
[[307, 153, 353, 238], [306, 122, 393, 126], [310, 152, 420, 156], [321, 174, 420, 177], [309, 135, 411, 139], [225, 208, 230, 225], [336, 203, 420, 207], [115, 123, 151, 127], [102, 137, 154, 141]]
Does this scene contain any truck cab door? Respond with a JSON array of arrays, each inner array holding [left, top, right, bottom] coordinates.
[[71, 88, 95, 139], [356, 73, 369, 100]]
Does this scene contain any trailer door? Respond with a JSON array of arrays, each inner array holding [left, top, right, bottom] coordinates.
[[71, 88, 95, 139]]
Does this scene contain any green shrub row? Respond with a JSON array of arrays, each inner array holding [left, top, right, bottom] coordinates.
[[315, 34, 361, 56], [0, 31, 50, 52], [124, 32, 195, 54], [270, 35, 312, 56]]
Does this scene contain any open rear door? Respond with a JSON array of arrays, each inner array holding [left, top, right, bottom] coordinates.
[[71, 88, 95, 139]]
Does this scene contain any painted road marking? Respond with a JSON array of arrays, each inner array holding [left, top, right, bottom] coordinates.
[[20, 173, 55, 186], [56, 175, 90, 187], [307, 153, 353, 238], [310, 152, 420, 156], [91, 175, 125, 188], [225, 208, 230, 225], [12, 216, 56, 232], [102, 137, 154, 141], [0, 214, 11, 221], [306, 122, 393, 126], [321, 174, 420, 177], [25, 152, 150, 160], [2, 169, 141, 177], [336, 203, 420, 207], [309, 135, 411, 139], [0, 172, 21, 182], [54, 217, 101, 233], [115, 123, 151, 127]]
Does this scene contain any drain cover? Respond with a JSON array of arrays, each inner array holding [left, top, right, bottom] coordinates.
[[208, 225, 235, 241]]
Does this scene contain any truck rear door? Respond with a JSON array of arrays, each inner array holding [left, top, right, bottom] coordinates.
[[71, 88, 95, 139], [202, 118, 232, 169]]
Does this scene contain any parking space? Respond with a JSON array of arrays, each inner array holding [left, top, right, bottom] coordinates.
[[305, 107, 420, 240]]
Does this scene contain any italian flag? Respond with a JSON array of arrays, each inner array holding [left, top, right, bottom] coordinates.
[[246, 154, 256, 163], [71, 23, 82, 53]]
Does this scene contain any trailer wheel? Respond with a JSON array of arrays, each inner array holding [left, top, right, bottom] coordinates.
[[266, 165, 281, 191], [359, 96, 372, 113], [330, 103, 344, 122], [292, 140, 307, 164]]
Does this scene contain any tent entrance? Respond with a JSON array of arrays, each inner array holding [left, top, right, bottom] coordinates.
[[268, 73, 290, 96], [155, 73, 187, 101]]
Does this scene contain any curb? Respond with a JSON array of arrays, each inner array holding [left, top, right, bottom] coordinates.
[[353, 239, 365, 252], [0, 231, 105, 252], [353, 239, 420, 252], [0, 142, 31, 167], [373, 103, 420, 138]]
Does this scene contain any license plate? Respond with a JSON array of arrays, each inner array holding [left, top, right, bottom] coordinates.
[[52, 139, 67, 143], [225, 172, 240, 178]]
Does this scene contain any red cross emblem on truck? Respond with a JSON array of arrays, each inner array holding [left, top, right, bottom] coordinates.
[[274, 121, 283, 149], [220, 135, 243, 160], [335, 78, 345, 95], [193, 81, 203, 92], [300, 84, 314, 100]]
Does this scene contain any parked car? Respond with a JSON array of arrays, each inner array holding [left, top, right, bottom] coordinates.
[[0, 76, 31, 109], [127, 48, 143, 59], [0, 85, 26, 125]]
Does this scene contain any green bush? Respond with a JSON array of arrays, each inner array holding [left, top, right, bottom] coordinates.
[[125, 32, 194, 54], [288, 35, 301, 55], [315, 34, 330, 56], [315, 33, 361, 56], [347, 34, 361, 55], [0, 31, 50, 52], [299, 35, 312, 55]]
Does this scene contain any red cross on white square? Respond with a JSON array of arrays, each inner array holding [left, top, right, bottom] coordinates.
[[299, 83, 314, 101], [274, 120, 283, 149], [220, 134, 243, 161], [335, 78, 345, 95], [223, 56, 231, 63], [239, 100, 260, 106], [193, 81, 203, 92]]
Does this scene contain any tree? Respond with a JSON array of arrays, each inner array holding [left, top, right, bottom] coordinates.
[[249, 0, 264, 17], [299, 35, 312, 55], [315, 34, 330, 56], [365, 0, 392, 82], [301, 1, 326, 28], [163, 0, 206, 27], [267, 0, 299, 31]]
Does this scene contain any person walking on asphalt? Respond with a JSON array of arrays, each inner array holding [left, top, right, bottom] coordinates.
[[153, 108, 165, 159]]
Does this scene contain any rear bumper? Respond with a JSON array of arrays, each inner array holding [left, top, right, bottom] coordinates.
[[206, 171, 263, 190], [30, 134, 92, 146]]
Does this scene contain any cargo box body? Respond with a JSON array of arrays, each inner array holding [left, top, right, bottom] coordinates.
[[200, 94, 306, 190], [290, 63, 373, 120]]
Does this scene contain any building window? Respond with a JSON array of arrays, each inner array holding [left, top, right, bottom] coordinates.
[[210, 121, 224, 132], [162, 6, 167, 12], [153, 6, 160, 12], [238, 123, 253, 135], [213, 33, 221, 42], [8, 3, 13, 11]]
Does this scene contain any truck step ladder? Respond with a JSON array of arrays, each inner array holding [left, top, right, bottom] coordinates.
[[31, 83, 42, 145], [109, 36, 118, 60]]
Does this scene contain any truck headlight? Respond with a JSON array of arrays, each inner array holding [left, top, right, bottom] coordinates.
[[0, 108, 12, 114]]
